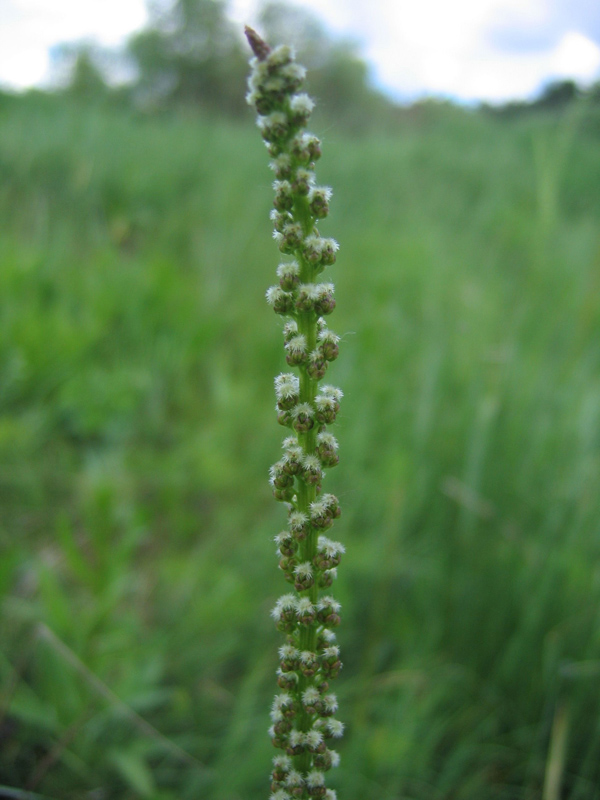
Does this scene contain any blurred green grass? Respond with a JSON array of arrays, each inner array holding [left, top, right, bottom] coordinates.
[[1, 95, 600, 799]]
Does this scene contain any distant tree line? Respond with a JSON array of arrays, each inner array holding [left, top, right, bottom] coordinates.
[[51, 0, 400, 132], [48, 0, 600, 129]]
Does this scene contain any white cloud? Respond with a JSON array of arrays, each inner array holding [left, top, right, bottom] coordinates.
[[0, 0, 148, 88]]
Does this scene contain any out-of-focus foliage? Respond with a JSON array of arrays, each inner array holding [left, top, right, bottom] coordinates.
[[128, 0, 248, 114], [1, 87, 600, 798]]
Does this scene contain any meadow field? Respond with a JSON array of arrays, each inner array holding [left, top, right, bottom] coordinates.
[[1, 93, 600, 799]]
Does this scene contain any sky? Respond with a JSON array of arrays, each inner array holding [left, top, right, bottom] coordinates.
[[1, 0, 599, 103]]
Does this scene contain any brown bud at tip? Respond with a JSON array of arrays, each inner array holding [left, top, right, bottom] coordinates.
[[244, 26, 271, 61]]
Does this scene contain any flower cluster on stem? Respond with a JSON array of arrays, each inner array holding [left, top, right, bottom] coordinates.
[[245, 26, 344, 800]]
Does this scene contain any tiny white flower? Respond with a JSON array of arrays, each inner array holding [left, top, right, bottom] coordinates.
[[302, 687, 320, 705], [306, 770, 325, 788], [290, 93, 315, 115], [282, 445, 303, 463], [267, 44, 294, 67], [266, 285, 289, 305], [285, 335, 307, 354], [276, 261, 299, 279], [321, 385, 343, 400], [325, 787, 338, 799], [296, 597, 314, 613], [309, 185, 332, 201], [258, 111, 287, 132], [302, 454, 321, 472], [269, 791, 290, 800], [275, 373, 300, 399], [294, 562, 312, 578], [273, 180, 292, 194], [323, 645, 340, 658], [329, 751, 341, 769], [282, 321, 298, 339], [293, 403, 314, 419], [297, 282, 320, 299], [323, 694, 338, 713], [280, 62, 306, 82], [285, 770, 303, 787], [289, 729, 304, 747], [269, 154, 292, 174], [309, 499, 327, 517], [305, 729, 324, 748], [317, 536, 345, 556], [317, 329, 340, 345], [316, 432, 338, 447], [317, 282, 335, 297], [272, 595, 297, 620], [288, 512, 308, 530], [321, 628, 337, 642], [327, 719, 344, 738], [272, 693, 293, 711], [298, 650, 316, 664], [317, 596, 341, 612], [273, 755, 292, 770]]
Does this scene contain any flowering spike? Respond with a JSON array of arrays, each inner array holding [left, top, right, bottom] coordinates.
[[246, 29, 344, 794]]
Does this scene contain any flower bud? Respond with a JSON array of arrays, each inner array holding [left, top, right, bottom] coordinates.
[[317, 330, 340, 361], [288, 510, 310, 541], [301, 455, 322, 485], [296, 597, 316, 626], [292, 167, 313, 196], [266, 286, 295, 315], [277, 407, 294, 428], [273, 180, 294, 212], [317, 596, 341, 627], [316, 433, 339, 468], [292, 403, 314, 433], [275, 372, 300, 410], [270, 154, 293, 180], [270, 209, 289, 233], [307, 350, 328, 380], [308, 186, 332, 218], [289, 93, 314, 126], [276, 261, 300, 292], [259, 112, 290, 143], [285, 335, 308, 366], [278, 222, 303, 254], [282, 320, 298, 342], [275, 530, 297, 557], [293, 562, 314, 592], [314, 284, 336, 316], [279, 643, 299, 673], [314, 536, 344, 569]]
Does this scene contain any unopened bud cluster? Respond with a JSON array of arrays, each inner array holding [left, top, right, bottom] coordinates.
[[246, 27, 344, 800]]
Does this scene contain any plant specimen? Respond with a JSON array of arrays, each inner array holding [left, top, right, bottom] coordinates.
[[245, 27, 345, 800]]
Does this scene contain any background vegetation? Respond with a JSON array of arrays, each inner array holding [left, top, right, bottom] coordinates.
[[1, 2, 600, 798]]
